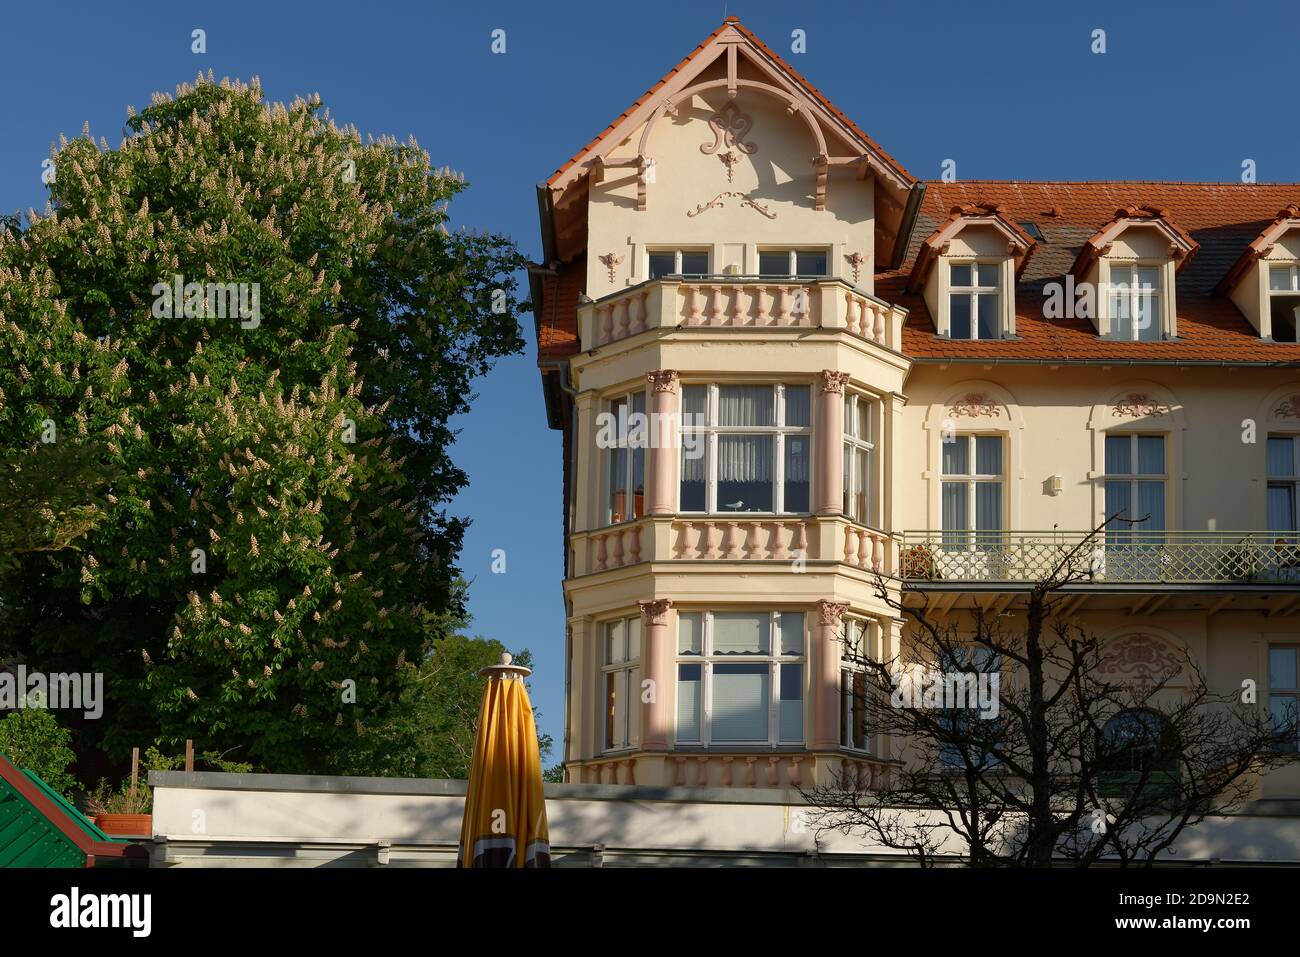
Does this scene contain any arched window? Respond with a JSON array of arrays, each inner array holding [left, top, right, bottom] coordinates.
[[1098, 709, 1179, 798]]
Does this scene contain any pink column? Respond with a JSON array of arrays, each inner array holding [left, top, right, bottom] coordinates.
[[646, 370, 679, 516], [816, 370, 849, 516], [639, 598, 673, 751], [813, 599, 849, 750]]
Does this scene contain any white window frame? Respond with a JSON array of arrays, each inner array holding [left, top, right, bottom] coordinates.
[[600, 616, 641, 753], [940, 432, 1005, 546], [1102, 432, 1168, 528], [1267, 263, 1300, 341], [1108, 262, 1163, 341], [757, 248, 830, 278], [839, 616, 874, 753], [678, 382, 814, 515], [647, 247, 711, 279], [603, 390, 646, 527], [1267, 433, 1300, 532], [947, 260, 1001, 340], [674, 610, 805, 748], [843, 390, 876, 527]]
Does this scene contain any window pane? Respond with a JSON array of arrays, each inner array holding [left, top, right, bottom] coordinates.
[[631, 445, 645, 520], [711, 664, 770, 742], [682, 384, 707, 420], [783, 436, 810, 513], [842, 441, 853, 517], [605, 672, 617, 747], [1105, 480, 1132, 522], [975, 435, 1002, 475], [608, 447, 628, 523], [718, 434, 773, 511], [976, 263, 999, 287], [779, 612, 805, 655], [857, 399, 872, 442], [942, 435, 969, 475], [854, 447, 869, 523], [647, 252, 676, 279], [1136, 481, 1165, 532], [677, 612, 702, 655], [1269, 437, 1295, 477], [1135, 293, 1160, 341], [627, 617, 641, 661], [1135, 266, 1160, 290], [1137, 435, 1165, 474], [795, 250, 827, 276], [679, 456, 706, 511], [605, 620, 625, 664], [842, 394, 854, 437], [784, 385, 811, 427], [759, 251, 789, 277], [975, 482, 1002, 533], [1271, 647, 1298, 690], [976, 293, 999, 339], [1268, 484, 1296, 532], [1105, 435, 1132, 475], [942, 481, 968, 535], [679, 251, 709, 275], [1270, 696, 1298, 749], [712, 612, 769, 655], [1270, 265, 1293, 291], [718, 385, 774, 426], [950, 263, 972, 287], [842, 669, 868, 749], [779, 663, 803, 743], [950, 294, 972, 339], [677, 663, 702, 743]]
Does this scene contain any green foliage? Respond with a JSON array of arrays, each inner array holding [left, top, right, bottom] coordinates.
[[84, 744, 253, 815], [345, 629, 552, 779], [0, 441, 114, 577], [542, 764, 565, 783], [0, 708, 78, 800], [0, 75, 527, 772]]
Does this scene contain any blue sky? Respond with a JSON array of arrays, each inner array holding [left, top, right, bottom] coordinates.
[[3, 0, 1297, 762]]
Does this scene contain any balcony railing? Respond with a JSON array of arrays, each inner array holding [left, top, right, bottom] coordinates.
[[899, 531, 1300, 586], [577, 276, 906, 352]]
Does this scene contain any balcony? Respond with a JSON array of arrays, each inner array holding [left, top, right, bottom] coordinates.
[[577, 276, 906, 353], [898, 531, 1300, 587]]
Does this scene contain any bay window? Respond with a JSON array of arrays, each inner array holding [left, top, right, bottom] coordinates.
[[679, 383, 812, 514], [601, 616, 641, 752], [843, 391, 875, 525], [675, 610, 805, 746], [604, 391, 645, 525]]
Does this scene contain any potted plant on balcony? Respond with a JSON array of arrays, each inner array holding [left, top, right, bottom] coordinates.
[[901, 543, 939, 580], [84, 777, 153, 838]]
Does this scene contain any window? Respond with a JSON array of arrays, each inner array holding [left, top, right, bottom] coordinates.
[[758, 249, 828, 278], [679, 383, 812, 514], [648, 248, 710, 280], [840, 617, 873, 751], [1267, 435, 1300, 533], [601, 617, 641, 751], [1268, 265, 1300, 343], [1109, 264, 1162, 341], [1097, 709, 1179, 798], [941, 434, 1003, 549], [938, 647, 1001, 770], [675, 611, 805, 746], [1269, 646, 1300, 752], [843, 392, 875, 525], [604, 391, 645, 525], [1104, 433, 1166, 536], [948, 262, 1000, 340]]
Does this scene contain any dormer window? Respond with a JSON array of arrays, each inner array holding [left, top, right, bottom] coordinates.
[[907, 203, 1036, 342], [948, 263, 1000, 340], [1108, 264, 1162, 342], [1269, 264, 1300, 342]]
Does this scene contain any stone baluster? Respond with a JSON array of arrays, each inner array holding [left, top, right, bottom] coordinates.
[[695, 756, 709, 787], [613, 297, 628, 339], [775, 286, 791, 323], [766, 756, 780, 787], [702, 521, 720, 559], [745, 522, 762, 559], [721, 756, 734, 787], [844, 525, 858, 565], [788, 756, 804, 788], [723, 521, 742, 559], [857, 530, 870, 568], [791, 523, 809, 561], [686, 285, 703, 324], [597, 304, 612, 345], [609, 530, 624, 568], [871, 532, 884, 572], [594, 532, 608, 572], [708, 285, 724, 325], [744, 757, 757, 788], [845, 291, 862, 336], [753, 285, 769, 324], [625, 524, 641, 563], [769, 522, 789, 561]]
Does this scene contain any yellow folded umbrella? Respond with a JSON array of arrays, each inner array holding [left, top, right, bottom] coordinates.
[[458, 653, 551, 867]]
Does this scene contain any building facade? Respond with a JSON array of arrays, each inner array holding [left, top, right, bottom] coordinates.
[[531, 17, 1300, 799]]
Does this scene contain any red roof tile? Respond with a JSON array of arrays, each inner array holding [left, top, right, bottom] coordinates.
[[536, 254, 585, 361]]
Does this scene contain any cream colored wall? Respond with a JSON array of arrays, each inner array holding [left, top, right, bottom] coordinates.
[[585, 88, 875, 299], [899, 365, 1300, 533]]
